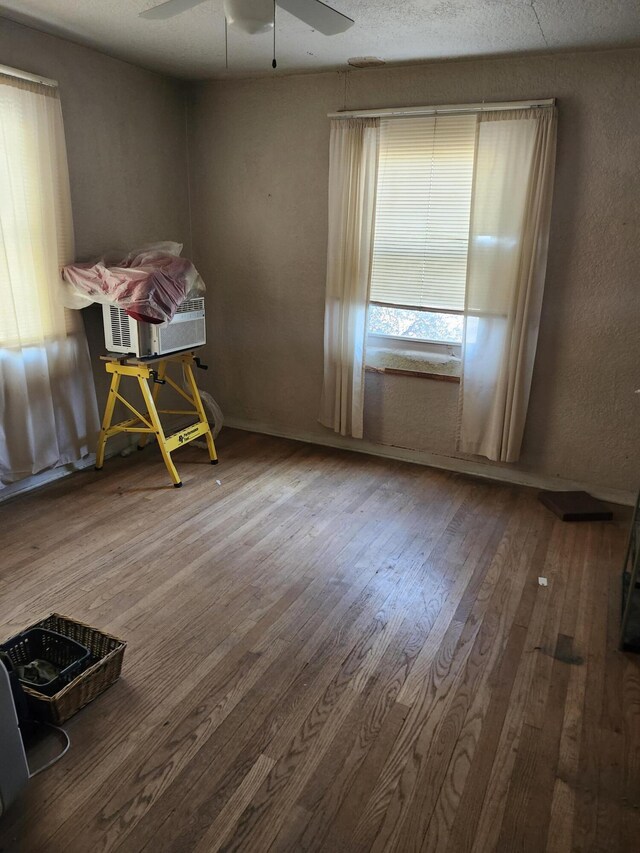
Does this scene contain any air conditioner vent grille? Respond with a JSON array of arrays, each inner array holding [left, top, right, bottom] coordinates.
[[177, 297, 205, 314], [158, 318, 206, 351], [109, 305, 132, 348]]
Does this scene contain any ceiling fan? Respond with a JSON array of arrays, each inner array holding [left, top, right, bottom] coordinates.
[[140, 0, 355, 37]]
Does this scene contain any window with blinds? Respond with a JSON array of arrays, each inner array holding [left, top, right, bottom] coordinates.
[[369, 113, 477, 316]]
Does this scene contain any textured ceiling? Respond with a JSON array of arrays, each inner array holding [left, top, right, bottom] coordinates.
[[1, 0, 639, 80]]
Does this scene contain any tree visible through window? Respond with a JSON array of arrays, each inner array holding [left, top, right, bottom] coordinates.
[[368, 304, 463, 343]]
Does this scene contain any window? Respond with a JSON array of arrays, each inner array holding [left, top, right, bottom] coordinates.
[[0, 71, 99, 485], [367, 114, 477, 353], [0, 75, 72, 348], [322, 100, 556, 443]]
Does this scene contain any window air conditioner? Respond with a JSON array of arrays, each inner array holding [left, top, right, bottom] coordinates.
[[102, 297, 206, 358]]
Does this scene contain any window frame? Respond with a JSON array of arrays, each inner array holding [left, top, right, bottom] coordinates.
[[367, 331, 461, 358]]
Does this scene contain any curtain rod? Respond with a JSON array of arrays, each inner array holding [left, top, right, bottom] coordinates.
[[0, 63, 58, 88], [327, 98, 555, 119]]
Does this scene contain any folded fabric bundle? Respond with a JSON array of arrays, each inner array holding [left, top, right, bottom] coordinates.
[[61, 242, 205, 324]]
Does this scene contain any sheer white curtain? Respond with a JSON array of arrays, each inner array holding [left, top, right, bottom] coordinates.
[[319, 118, 379, 438], [457, 107, 557, 463], [0, 74, 99, 487]]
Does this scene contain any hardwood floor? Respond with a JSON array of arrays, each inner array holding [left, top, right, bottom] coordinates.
[[0, 429, 637, 853]]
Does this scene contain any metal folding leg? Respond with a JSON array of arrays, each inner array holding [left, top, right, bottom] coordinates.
[[94, 351, 218, 487]]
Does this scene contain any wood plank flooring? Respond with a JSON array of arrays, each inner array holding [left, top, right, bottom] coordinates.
[[0, 429, 637, 853]]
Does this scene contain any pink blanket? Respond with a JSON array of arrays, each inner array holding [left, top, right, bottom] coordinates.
[[62, 244, 205, 324]]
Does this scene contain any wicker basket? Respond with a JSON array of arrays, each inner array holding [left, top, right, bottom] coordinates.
[[13, 614, 126, 725]]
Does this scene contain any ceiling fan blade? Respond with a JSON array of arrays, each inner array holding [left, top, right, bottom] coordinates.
[[277, 0, 354, 35], [139, 0, 208, 20]]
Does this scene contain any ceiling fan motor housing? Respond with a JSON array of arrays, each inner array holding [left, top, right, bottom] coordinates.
[[224, 0, 274, 34]]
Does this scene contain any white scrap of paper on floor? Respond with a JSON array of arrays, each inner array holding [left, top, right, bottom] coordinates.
[[538, 576, 548, 586]]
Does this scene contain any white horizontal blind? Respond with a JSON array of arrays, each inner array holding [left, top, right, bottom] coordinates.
[[370, 114, 477, 312]]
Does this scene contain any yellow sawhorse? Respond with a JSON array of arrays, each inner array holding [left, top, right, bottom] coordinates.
[[95, 350, 218, 487]]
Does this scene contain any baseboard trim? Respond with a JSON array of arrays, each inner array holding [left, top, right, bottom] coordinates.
[[0, 439, 128, 505], [225, 417, 636, 508], [0, 456, 95, 503], [3, 420, 633, 509]]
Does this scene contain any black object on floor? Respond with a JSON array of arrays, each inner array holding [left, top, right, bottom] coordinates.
[[0, 629, 90, 696], [538, 490, 613, 522]]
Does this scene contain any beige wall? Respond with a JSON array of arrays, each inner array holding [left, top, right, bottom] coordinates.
[[188, 49, 640, 497], [0, 18, 191, 404], [2, 23, 637, 498]]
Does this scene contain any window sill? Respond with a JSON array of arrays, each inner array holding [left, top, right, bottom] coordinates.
[[366, 365, 460, 383], [365, 342, 462, 383]]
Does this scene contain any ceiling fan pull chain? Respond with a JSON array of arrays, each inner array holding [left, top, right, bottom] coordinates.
[[225, 15, 229, 70], [272, 1, 277, 69]]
